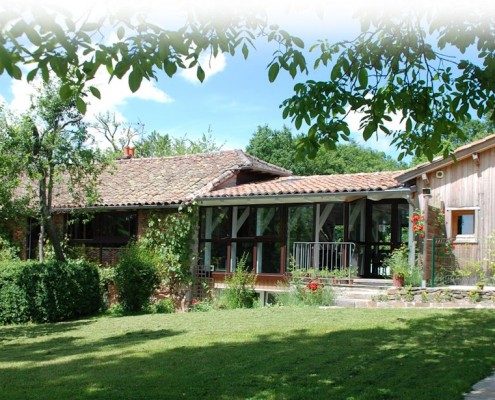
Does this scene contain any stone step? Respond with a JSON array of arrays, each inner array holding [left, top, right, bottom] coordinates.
[[333, 288, 385, 300], [334, 298, 374, 308]]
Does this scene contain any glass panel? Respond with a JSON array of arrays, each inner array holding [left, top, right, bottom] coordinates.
[[98, 212, 137, 245], [398, 203, 409, 243], [256, 206, 281, 237], [258, 242, 281, 273], [200, 242, 228, 272], [288, 205, 314, 250], [457, 213, 475, 235], [235, 241, 254, 272], [67, 215, 94, 240], [348, 200, 365, 242], [370, 203, 392, 243], [236, 206, 255, 238], [200, 207, 231, 239], [319, 203, 344, 242]]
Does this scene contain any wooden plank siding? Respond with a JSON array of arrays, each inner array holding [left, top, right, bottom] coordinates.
[[416, 147, 495, 269]]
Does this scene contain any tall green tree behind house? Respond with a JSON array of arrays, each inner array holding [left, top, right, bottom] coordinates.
[[0, 82, 109, 262], [246, 125, 405, 175]]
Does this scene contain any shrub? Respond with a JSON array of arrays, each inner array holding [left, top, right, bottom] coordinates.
[[154, 298, 175, 314], [0, 236, 19, 261], [189, 299, 214, 312], [222, 257, 257, 309], [0, 259, 101, 324], [140, 210, 196, 301], [99, 266, 116, 309], [385, 246, 410, 279], [114, 242, 160, 312], [276, 282, 335, 307]]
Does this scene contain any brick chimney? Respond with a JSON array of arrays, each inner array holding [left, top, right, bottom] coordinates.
[[122, 146, 135, 158]]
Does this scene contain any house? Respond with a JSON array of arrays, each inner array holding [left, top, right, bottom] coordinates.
[[396, 134, 495, 284], [15, 134, 495, 289]]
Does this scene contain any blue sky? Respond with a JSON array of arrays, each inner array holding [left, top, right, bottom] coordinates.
[[0, 0, 486, 157]]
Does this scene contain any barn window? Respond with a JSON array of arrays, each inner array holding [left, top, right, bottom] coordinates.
[[448, 207, 478, 243]]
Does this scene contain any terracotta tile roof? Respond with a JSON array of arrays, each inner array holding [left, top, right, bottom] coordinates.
[[51, 150, 291, 209], [201, 171, 404, 199]]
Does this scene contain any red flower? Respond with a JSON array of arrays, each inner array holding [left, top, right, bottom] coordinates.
[[307, 281, 319, 292]]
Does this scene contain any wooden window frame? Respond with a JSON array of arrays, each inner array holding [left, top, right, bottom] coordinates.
[[446, 207, 479, 244]]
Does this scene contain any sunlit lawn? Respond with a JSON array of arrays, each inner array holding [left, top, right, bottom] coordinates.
[[0, 307, 494, 400]]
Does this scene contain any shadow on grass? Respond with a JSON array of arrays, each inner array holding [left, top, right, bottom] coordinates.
[[1, 310, 494, 400], [0, 319, 96, 341], [0, 328, 183, 362]]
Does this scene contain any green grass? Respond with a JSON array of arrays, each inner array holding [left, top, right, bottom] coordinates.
[[0, 308, 494, 400]]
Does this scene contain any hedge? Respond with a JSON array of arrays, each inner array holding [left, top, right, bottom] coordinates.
[[0, 259, 101, 324]]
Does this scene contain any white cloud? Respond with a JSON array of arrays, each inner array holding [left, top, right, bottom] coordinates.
[[4, 68, 173, 149], [85, 68, 173, 120], [345, 107, 404, 153], [180, 51, 226, 84], [6, 68, 172, 119]]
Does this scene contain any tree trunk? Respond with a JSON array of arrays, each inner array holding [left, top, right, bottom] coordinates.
[[38, 223, 44, 262], [47, 215, 65, 262], [39, 176, 66, 263]]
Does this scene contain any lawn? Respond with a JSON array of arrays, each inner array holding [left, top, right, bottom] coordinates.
[[0, 308, 494, 400]]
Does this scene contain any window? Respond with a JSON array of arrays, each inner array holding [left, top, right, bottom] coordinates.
[[67, 216, 94, 240], [448, 208, 478, 243], [66, 212, 137, 247], [199, 207, 231, 272]]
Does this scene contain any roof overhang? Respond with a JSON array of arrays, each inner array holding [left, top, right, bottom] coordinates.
[[197, 188, 411, 206], [396, 134, 495, 183], [52, 203, 181, 213]]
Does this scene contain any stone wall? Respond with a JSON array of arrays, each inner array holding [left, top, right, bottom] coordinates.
[[376, 286, 495, 308]]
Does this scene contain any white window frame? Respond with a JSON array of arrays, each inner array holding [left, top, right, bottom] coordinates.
[[445, 207, 479, 244]]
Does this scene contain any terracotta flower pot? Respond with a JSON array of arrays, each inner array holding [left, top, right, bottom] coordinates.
[[393, 274, 405, 287]]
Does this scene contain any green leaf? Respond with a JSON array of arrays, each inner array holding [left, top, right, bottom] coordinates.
[[196, 66, 205, 82], [76, 97, 87, 114], [59, 83, 73, 101], [292, 37, 304, 48], [26, 68, 37, 82], [164, 62, 177, 77], [358, 68, 368, 88], [363, 123, 376, 140], [117, 26, 125, 40], [128, 69, 143, 92], [10, 65, 22, 79], [81, 22, 100, 32], [89, 86, 101, 99], [331, 62, 340, 81], [242, 43, 249, 59], [268, 62, 280, 83]]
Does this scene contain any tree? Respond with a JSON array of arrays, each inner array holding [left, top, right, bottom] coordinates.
[[1, 81, 108, 261], [280, 8, 495, 161], [1, 4, 495, 159], [135, 128, 222, 157], [92, 112, 145, 153], [0, 5, 306, 114], [411, 117, 495, 165], [246, 125, 405, 175]]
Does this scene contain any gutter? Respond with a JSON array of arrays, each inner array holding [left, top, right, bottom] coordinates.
[[196, 188, 411, 206], [52, 203, 181, 213]]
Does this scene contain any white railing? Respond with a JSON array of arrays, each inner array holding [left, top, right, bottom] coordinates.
[[291, 242, 356, 274]]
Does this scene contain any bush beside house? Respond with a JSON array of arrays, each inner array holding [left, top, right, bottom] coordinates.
[[0, 260, 101, 324], [114, 242, 160, 312]]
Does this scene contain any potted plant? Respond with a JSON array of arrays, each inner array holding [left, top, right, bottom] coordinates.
[[385, 246, 410, 288]]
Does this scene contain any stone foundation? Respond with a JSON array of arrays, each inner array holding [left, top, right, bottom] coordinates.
[[370, 286, 495, 308]]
